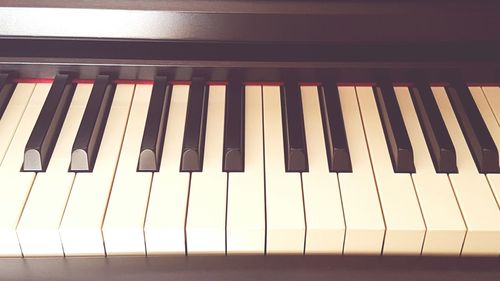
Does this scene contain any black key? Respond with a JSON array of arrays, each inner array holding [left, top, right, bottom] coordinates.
[[281, 81, 308, 172], [137, 76, 172, 172], [374, 80, 415, 173], [319, 82, 352, 172], [23, 74, 75, 172], [410, 83, 457, 173], [445, 81, 499, 173], [70, 75, 115, 172], [223, 81, 245, 172], [0, 73, 16, 120], [180, 78, 209, 172]]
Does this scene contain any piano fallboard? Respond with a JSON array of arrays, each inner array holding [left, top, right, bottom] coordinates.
[[0, 1, 499, 82]]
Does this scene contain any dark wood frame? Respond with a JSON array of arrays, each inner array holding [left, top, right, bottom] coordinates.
[[0, 256, 499, 281]]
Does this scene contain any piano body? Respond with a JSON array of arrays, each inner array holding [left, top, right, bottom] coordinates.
[[0, 0, 499, 280]]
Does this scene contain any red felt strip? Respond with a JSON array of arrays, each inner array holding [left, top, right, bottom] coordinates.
[[169, 80, 192, 85], [243, 81, 284, 86], [336, 82, 376, 87], [299, 82, 322, 86], [393, 82, 414, 87], [429, 82, 450, 87], [113, 79, 154, 85], [207, 81, 228, 86], [15, 78, 54, 83], [467, 83, 500, 87], [72, 79, 95, 84]]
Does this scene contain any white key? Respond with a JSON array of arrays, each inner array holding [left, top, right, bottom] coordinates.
[[263, 85, 305, 254], [60, 84, 134, 256], [144, 85, 190, 255], [474, 87, 500, 205], [300, 86, 344, 254], [356, 86, 425, 255], [0, 83, 35, 165], [481, 86, 500, 126], [226, 85, 265, 254], [0, 83, 51, 257], [395, 87, 466, 256], [102, 84, 153, 255], [432, 86, 500, 256], [16, 84, 92, 257], [337, 87, 385, 255], [186, 85, 227, 254]]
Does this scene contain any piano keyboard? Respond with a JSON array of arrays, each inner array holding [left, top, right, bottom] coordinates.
[[0, 75, 499, 257]]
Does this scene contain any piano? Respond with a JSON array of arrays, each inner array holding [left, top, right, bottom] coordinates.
[[0, 0, 499, 280]]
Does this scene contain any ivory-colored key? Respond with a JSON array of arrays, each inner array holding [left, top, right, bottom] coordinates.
[[338, 87, 385, 255], [186, 85, 227, 254], [226, 85, 265, 254], [432, 86, 500, 256], [0, 83, 51, 257], [474, 87, 500, 205], [0, 83, 35, 165], [356, 86, 426, 255], [263, 85, 305, 254]]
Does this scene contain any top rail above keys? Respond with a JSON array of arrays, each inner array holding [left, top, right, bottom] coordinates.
[[1, 0, 500, 84], [1, 1, 500, 45]]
